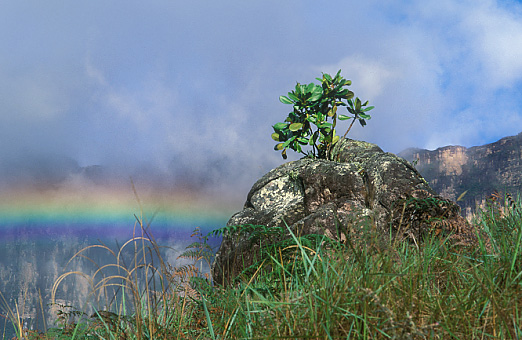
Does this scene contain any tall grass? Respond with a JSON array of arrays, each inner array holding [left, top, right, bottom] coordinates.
[[196, 193, 522, 339], [3, 191, 522, 339], [45, 217, 214, 339]]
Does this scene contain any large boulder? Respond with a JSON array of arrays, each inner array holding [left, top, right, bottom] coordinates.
[[212, 139, 479, 285]]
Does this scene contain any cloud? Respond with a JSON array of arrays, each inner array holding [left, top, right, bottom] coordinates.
[[82, 60, 280, 200], [5, 74, 69, 121], [1, 0, 522, 199], [315, 0, 522, 151], [460, 0, 522, 88], [317, 56, 398, 100]]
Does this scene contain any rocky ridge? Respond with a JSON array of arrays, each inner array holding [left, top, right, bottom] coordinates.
[[399, 131, 522, 217]]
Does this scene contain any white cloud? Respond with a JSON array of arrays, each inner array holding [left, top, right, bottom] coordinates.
[[318, 56, 398, 100], [0, 71, 70, 121], [2, 0, 522, 194], [315, 0, 522, 152], [461, 1, 522, 87]]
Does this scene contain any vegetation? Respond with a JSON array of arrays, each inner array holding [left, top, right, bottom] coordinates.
[[1, 191, 522, 339], [272, 70, 374, 159]]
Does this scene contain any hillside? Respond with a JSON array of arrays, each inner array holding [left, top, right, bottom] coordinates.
[[399, 131, 522, 217]]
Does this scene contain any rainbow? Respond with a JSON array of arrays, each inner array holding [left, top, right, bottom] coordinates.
[[0, 184, 236, 340], [0, 185, 236, 244]]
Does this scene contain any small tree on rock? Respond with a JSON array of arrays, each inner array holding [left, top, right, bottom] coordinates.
[[272, 70, 374, 159]]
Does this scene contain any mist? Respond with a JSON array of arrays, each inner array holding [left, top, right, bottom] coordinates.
[[1, 1, 522, 203]]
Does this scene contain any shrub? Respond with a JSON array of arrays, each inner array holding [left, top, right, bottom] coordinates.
[[272, 70, 374, 159]]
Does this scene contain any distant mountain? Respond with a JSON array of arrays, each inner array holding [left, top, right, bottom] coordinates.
[[399, 132, 522, 217], [0, 153, 80, 189]]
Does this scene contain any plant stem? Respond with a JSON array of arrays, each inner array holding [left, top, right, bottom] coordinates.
[[343, 118, 357, 138]]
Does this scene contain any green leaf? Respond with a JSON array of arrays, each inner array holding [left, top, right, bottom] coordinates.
[[338, 114, 351, 120], [273, 122, 287, 131], [324, 73, 332, 82], [305, 83, 316, 94], [306, 115, 317, 124], [279, 96, 293, 104], [332, 135, 340, 144], [327, 105, 338, 117], [295, 83, 303, 95], [319, 122, 332, 129], [282, 136, 296, 148], [297, 137, 308, 144], [289, 122, 303, 131], [308, 133, 316, 145], [362, 106, 374, 112], [274, 143, 284, 151], [359, 114, 371, 119], [309, 93, 322, 102], [287, 92, 299, 102], [271, 132, 280, 141], [282, 149, 287, 159], [309, 86, 323, 101], [355, 97, 361, 111], [338, 89, 349, 96]]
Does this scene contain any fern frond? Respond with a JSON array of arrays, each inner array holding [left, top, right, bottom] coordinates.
[[178, 250, 206, 262], [184, 242, 213, 251]]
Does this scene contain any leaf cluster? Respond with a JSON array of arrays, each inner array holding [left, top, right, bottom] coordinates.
[[178, 227, 215, 270], [272, 70, 374, 159]]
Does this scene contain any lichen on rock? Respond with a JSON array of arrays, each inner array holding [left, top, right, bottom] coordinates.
[[212, 138, 481, 286]]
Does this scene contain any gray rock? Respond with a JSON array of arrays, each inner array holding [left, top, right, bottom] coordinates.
[[212, 139, 478, 286]]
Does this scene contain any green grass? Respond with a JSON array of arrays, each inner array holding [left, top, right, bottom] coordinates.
[[3, 192, 522, 339]]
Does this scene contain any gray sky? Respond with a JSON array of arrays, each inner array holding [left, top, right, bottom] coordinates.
[[2, 0, 522, 198]]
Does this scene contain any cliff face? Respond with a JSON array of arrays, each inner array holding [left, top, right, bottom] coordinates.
[[399, 132, 522, 217]]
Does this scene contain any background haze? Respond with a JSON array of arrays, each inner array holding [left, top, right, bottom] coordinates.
[[1, 0, 522, 202]]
